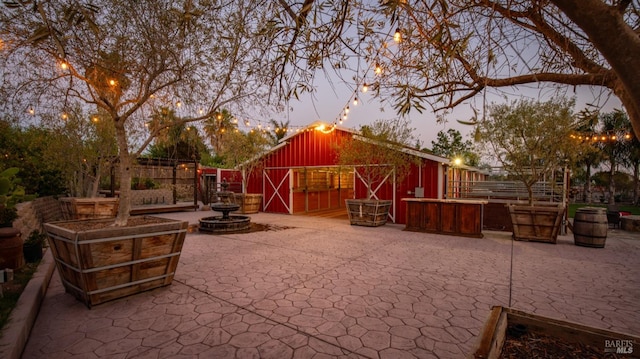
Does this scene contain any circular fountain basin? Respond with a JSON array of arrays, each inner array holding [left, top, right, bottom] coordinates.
[[199, 215, 251, 233]]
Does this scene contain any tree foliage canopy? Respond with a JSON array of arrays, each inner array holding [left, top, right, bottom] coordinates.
[[475, 97, 581, 204], [337, 118, 420, 199], [265, 0, 640, 135]]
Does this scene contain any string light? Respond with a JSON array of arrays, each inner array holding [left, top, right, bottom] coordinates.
[[571, 131, 634, 142], [353, 97, 358, 106], [394, 28, 402, 42], [361, 83, 368, 93], [374, 63, 382, 75]]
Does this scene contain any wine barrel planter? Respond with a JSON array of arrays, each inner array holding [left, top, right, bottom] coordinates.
[[233, 193, 262, 214], [0, 227, 24, 269], [345, 199, 392, 227], [573, 207, 608, 248], [44, 216, 188, 308]]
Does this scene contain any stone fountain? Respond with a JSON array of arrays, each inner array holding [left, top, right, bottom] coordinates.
[[199, 180, 251, 233]]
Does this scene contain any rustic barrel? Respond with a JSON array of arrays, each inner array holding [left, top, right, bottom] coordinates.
[[0, 227, 24, 269], [573, 207, 608, 248]]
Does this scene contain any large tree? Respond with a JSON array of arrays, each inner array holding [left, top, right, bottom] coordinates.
[[475, 97, 581, 205], [0, 1, 285, 225], [430, 129, 480, 167], [267, 0, 640, 136]]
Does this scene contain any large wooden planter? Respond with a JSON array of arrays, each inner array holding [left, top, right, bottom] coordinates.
[[508, 204, 564, 243], [345, 199, 392, 227], [472, 306, 639, 358], [59, 197, 119, 220], [403, 199, 487, 238], [43, 216, 188, 308], [233, 193, 262, 214]]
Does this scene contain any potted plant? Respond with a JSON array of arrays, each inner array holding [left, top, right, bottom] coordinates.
[[23, 230, 46, 263], [0, 167, 28, 269], [338, 118, 420, 226], [219, 129, 269, 214], [475, 98, 584, 243]]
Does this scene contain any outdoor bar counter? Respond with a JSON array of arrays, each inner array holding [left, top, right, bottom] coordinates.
[[403, 198, 488, 238]]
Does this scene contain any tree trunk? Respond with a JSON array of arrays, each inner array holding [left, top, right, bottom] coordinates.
[[583, 164, 592, 203], [88, 161, 103, 198], [551, 0, 640, 137], [114, 121, 132, 226], [608, 162, 616, 205], [634, 162, 639, 205]]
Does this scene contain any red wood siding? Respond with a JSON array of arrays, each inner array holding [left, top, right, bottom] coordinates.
[[247, 127, 444, 222]]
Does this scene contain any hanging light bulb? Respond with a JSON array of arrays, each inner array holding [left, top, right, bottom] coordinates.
[[345, 106, 350, 114], [394, 28, 402, 42], [176, 100, 182, 108], [361, 83, 368, 93], [353, 97, 359, 106], [28, 107, 35, 115], [375, 63, 382, 75]]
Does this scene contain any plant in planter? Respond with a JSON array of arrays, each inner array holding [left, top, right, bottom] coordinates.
[[0, 167, 29, 269], [23, 230, 46, 263], [475, 97, 585, 242], [2, 2, 290, 306], [217, 128, 269, 214], [337, 118, 420, 226]]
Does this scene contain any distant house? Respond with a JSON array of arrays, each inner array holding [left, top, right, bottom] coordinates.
[[244, 122, 486, 224]]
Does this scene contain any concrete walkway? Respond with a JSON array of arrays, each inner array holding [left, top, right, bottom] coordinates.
[[19, 212, 640, 358]]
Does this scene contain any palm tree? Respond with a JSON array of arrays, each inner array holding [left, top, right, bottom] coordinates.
[[203, 109, 238, 155], [266, 119, 290, 146], [599, 110, 633, 205], [574, 109, 604, 203]]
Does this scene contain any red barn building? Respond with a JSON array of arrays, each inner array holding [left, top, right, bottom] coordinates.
[[244, 122, 484, 224]]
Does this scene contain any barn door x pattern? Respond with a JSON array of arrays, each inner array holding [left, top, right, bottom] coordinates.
[[354, 165, 395, 222], [263, 168, 291, 213]]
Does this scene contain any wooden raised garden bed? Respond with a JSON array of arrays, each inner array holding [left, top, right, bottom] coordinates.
[[508, 204, 564, 243], [44, 216, 188, 308], [472, 306, 639, 358], [59, 197, 119, 220]]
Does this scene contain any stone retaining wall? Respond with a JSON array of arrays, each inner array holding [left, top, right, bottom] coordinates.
[[131, 189, 174, 206]]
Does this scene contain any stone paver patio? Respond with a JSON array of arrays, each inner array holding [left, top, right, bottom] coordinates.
[[19, 211, 640, 358]]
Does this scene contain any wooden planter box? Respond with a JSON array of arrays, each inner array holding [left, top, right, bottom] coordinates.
[[44, 216, 188, 308], [508, 204, 564, 243], [472, 306, 639, 358], [233, 193, 262, 214], [60, 197, 119, 220], [345, 199, 392, 227]]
